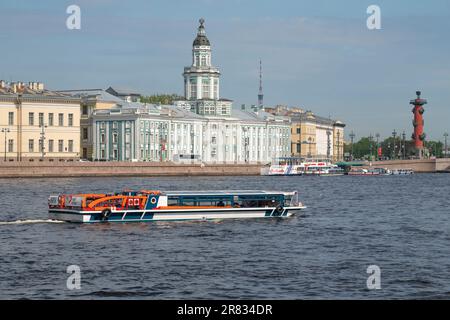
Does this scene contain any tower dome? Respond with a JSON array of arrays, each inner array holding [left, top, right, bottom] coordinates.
[[193, 18, 210, 46]]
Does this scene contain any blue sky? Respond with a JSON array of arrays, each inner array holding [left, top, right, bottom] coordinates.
[[1, 0, 449, 141]]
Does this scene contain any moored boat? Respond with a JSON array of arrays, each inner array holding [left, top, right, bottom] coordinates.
[[48, 190, 306, 223], [347, 168, 380, 176], [264, 157, 344, 176], [391, 168, 414, 175]]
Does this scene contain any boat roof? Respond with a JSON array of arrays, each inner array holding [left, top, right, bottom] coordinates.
[[164, 190, 294, 196]]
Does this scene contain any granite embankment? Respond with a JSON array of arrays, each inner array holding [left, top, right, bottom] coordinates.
[[361, 158, 450, 173], [0, 161, 264, 178], [0, 159, 449, 178]]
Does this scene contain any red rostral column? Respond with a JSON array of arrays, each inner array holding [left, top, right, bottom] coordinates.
[[410, 91, 427, 158]]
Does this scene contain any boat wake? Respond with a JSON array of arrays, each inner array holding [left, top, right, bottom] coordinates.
[[0, 219, 65, 225]]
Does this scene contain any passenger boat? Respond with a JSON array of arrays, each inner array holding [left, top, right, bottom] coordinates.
[[265, 157, 303, 175], [48, 190, 306, 223], [302, 163, 345, 176], [264, 157, 344, 176], [391, 168, 414, 175], [347, 168, 380, 176]]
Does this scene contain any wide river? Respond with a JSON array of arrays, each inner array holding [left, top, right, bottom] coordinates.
[[0, 174, 449, 299]]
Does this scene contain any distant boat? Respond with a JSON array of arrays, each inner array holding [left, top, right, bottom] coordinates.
[[347, 168, 380, 176], [48, 190, 306, 223], [264, 157, 344, 176], [348, 167, 414, 176], [391, 168, 414, 175]]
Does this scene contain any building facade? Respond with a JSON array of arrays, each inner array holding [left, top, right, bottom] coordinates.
[[58, 89, 125, 160], [0, 81, 81, 161], [266, 106, 346, 161], [91, 104, 291, 163], [171, 19, 291, 163]]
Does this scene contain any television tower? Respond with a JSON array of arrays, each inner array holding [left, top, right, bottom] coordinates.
[[257, 59, 264, 109]]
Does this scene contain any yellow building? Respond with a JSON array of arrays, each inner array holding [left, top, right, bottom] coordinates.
[[0, 81, 81, 161], [266, 106, 345, 161], [57, 89, 124, 160]]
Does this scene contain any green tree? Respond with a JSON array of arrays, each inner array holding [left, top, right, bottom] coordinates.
[[140, 94, 184, 105], [344, 137, 377, 159]]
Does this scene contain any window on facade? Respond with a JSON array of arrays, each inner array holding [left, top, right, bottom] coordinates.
[[201, 55, 207, 66], [82, 105, 88, 115], [190, 79, 197, 98], [296, 128, 301, 134], [48, 113, 54, 126], [113, 122, 118, 129], [39, 113, 44, 126], [29, 113, 34, 126], [58, 113, 64, 126], [195, 55, 200, 66], [58, 140, 63, 152], [101, 149, 105, 159], [113, 149, 118, 160], [68, 114, 73, 127], [48, 140, 54, 153], [101, 133, 105, 144], [28, 139, 34, 152], [202, 78, 210, 99], [101, 122, 105, 129], [113, 133, 118, 144], [8, 112, 13, 125], [82, 128, 88, 140], [68, 140, 73, 152], [211, 136, 217, 144], [8, 139, 13, 152]]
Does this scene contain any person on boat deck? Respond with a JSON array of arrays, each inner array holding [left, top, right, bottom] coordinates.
[[217, 201, 225, 207]]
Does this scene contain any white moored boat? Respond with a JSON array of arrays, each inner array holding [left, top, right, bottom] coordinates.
[[264, 157, 344, 176], [48, 190, 306, 223]]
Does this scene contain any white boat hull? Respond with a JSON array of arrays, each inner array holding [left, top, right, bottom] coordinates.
[[48, 206, 306, 223]]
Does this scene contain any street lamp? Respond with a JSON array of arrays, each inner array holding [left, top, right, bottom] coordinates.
[[402, 131, 406, 160], [39, 124, 47, 160], [392, 129, 397, 160], [444, 132, 448, 158], [349, 131, 355, 161], [336, 131, 341, 161], [368, 134, 373, 160], [1, 128, 10, 161], [375, 133, 380, 160], [326, 130, 331, 160]]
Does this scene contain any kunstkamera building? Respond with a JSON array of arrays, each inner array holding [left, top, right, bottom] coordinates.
[[87, 19, 291, 163]]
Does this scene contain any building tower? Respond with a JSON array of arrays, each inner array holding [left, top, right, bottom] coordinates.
[[258, 60, 264, 109], [410, 91, 427, 158], [174, 18, 233, 116], [183, 18, 220, 101]]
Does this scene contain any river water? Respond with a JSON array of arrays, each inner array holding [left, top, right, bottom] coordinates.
[[0, 174, 449, 299]]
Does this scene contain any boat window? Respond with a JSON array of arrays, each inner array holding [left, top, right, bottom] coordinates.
[[237, 195, 284, 208], [167, 196, 233, 207], [168, 197, 179, 206], [95, 198, 123, 208]]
